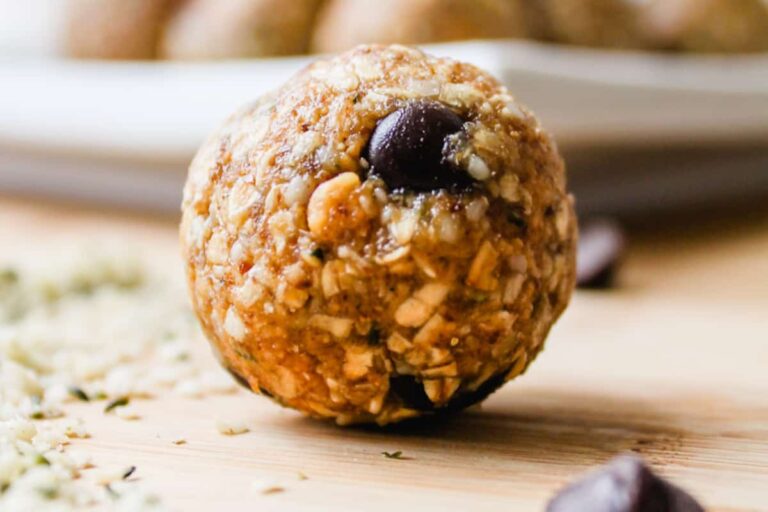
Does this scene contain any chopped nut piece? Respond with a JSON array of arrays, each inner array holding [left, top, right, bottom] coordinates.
[[423, 378, 461, 404], [507, 350, 529, 380], [386, 332, 413, 354], [466, 154, 491, 181], [307, 172, 361, 238], [415, 283, 450, 307], [503, 274, 525, 305], [343, 348, 375, 380], [321, 261, 342, 298], [413, 314, 446, 345], [389, 210, 418, 245], [376, 245, 411, 265], [308, 314, 354, 338], [224, 307, 248, 341], [411, 251, 438, 278], [422, 362, 458, 378], [394, 297, 432, 327], [466, 241, 499, 291]]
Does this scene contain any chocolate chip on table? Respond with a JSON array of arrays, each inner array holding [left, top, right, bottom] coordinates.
[[365, 101, 473, 192], [576, 218, 626, 289], [546, 455, 705, 512]]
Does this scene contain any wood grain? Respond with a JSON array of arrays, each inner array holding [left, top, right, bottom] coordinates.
[[1, 198, 767, 512]]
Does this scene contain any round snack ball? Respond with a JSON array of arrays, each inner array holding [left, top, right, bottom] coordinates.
[[642, 0, 768, 53], [535, 0, 649, 49], [161, 0, 323, 60], [65, 0, 180, 60], [180, 45, 577, 426], [311, 0, 527, 54]]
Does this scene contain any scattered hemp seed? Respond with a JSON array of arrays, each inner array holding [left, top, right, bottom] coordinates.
[[115, 406, 141, 421], [122, 466, 137, 480], [381, 451, 406, 460], [104, 396, 130, 413], [104, 484, 120, 499], [297, 471, 309, 481], [172, 438, 187, 445], [39, 487, 59, 500], [250, 480, 285, 495], [68, 386, 90, 402], [215, 418, 250, 436]]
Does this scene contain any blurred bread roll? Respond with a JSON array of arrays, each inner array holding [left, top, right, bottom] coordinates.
[[642, 0, 768, 53], [534, 0, 649, 49], [161, 0, 323, 59], [65, 0, 179, 60], [311, 0, 527, 54]]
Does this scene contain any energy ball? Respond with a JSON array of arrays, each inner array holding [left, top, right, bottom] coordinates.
[[642, 0, 768, 53], [161, 0, 323, 60], [180, 45, 577, 426], [65, 0, 180, 60], [311, 0, 527, 54]]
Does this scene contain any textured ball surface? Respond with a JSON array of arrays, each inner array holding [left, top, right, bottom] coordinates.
[[181, 45, 577, 425]]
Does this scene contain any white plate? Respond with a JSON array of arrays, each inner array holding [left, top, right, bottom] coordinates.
[[1, 40, 767, 163]]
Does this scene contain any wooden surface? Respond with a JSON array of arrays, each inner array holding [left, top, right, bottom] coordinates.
[[2, 198, 767, 512]]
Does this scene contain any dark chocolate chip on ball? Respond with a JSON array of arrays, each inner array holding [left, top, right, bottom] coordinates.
[[546, 455, 705, 512], [445, 369, 508, 412], [388, 375, 434, 411], [389, 370, 509, 413], [365, 100, 473, 192]]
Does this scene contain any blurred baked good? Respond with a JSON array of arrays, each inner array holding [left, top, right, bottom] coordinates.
[[642, 0, 768, 53], [311, 0, 527, 54], [65, 0, 179, 60], [535, 0, 649, 49], [65, 0, 768, 61], [518, 1, 555, 42], [161, 0, 323, 60]]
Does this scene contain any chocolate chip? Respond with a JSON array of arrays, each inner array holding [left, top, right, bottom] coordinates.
[[546, 455, 705, 512], [576, 218, 626, 289], [389, 370, 509, 413], [365, 101, 473, 192], [389, 375, 433, 411], [444, 370, 508, 412]]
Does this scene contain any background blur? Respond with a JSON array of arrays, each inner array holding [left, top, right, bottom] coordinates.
[[1, 0, 767, 239]]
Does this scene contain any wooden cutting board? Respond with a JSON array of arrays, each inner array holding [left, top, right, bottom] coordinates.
[[2, 198, 767, 512]]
